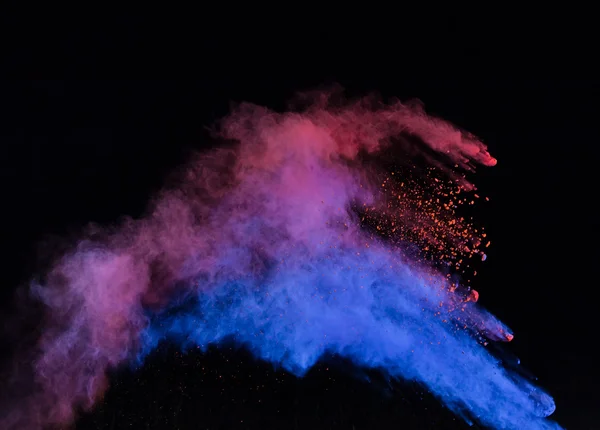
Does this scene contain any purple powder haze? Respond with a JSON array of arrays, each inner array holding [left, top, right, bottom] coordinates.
[[1, 89, 559, 429]]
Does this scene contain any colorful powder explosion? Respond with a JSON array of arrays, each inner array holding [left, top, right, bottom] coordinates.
[[1, 88, 560, 429]]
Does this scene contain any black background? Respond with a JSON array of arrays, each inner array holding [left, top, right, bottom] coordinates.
[[1, 11, 598, 429]]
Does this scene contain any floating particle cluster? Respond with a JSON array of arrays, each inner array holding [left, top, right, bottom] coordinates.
[[363, 167, 489, 266]]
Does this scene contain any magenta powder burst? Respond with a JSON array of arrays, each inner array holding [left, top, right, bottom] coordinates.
[[1, 88, 560, 429]]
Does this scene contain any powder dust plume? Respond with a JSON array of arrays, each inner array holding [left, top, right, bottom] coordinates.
[[0, 87, 560, 429]]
